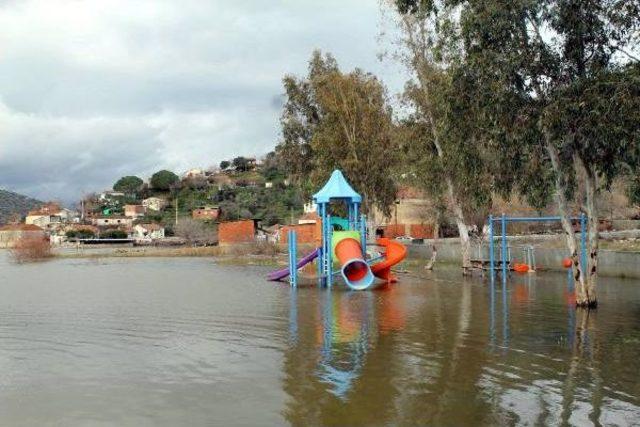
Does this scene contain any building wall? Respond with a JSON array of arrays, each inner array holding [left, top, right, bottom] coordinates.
[[405, 237, 640, 279], [192, 208, 219, 220], [376, 223, 435, 239], [377, 224, 405, 238], [124, 205, 146, 218], [93, 217, 133, 227], [279, 222, 322, 246], [25, 215, 48, 226], [218, 220, 255, 245], [409, 224, 435, 239], [373, 198, 433, 226]]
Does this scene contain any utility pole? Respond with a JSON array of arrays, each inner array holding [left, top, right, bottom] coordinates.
[[175, 197, 178, 226]]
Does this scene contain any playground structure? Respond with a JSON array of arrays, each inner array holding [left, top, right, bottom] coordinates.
[[267, 170, 407, 290], [487, 214, 588, 277]]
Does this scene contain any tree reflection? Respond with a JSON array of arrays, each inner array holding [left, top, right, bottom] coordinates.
[[281, 272, 640, 425]]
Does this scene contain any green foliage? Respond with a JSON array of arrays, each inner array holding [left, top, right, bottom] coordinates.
[[66, 229, 95, 239], [150, 170, 179, 191], [457, 0, 640, 200], [628, 175, 640, 206], [220, 160, 231, 170], [215, 185, 303, 225], [175, 186, 217, 213], [101, 229, 128, 239], [113, 176, 143, 195], [137, 212, 164, 224], [543, 64, 640, 188], [277, 50, 399, 215], [392, 1, 494, 218], [232, 157, 252, 172]]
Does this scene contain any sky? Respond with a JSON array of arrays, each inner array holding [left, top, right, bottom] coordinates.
[[0, 0, 406, 203]]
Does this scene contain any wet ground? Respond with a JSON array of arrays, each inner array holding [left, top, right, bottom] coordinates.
[[0, 253, 639, 426]]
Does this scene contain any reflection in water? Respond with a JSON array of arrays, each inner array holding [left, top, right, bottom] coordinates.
[[285, 272, 640, 426], [316, 290, 372, 399], [287, 285, 408, 400], [485, 274, 640, 426], [2, 254, 640, 426]]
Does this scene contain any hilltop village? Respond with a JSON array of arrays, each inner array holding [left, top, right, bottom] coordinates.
[[0, 154, 435, 249]]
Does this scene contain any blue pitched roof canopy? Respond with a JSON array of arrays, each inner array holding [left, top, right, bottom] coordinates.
[[313, 170, 362, 203]]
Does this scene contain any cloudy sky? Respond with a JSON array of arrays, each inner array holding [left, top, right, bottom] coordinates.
[[0, 0, 406, 203]]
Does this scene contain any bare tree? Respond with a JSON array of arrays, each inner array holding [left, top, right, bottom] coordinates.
[[175, 218, 217, 246]]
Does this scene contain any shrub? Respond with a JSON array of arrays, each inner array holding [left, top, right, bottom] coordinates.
[[175, 218, 217, 245], [101, 229, 128, 239], [9, 236, 52, 263], [66, 229, 96, 239]]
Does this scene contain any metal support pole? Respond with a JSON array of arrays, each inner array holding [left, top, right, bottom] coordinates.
[[316, 246, 323, 286], [288, 229, 297, 287], [580, 213, 587, 275], [288, 229, 292, 283], [360, 214, 367, 258], [319, 203, 328, 287], [326, 214, 332, 288], [489, 215, 494, 277], [501, 213, 507, 279]]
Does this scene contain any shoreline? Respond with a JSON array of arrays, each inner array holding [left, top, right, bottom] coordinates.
[[52, 245, 285, 267]]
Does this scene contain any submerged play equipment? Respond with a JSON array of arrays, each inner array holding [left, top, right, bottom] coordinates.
[[488, 214, 588, 278], [267, 170, 407, 290]]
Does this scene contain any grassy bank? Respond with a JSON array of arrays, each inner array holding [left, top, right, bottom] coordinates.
[[55, 243, 286, 266]]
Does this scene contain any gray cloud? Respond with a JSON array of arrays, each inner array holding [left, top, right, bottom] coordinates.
[[0, 0, 405, 202]]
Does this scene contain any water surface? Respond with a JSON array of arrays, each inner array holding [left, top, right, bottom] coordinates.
[[1, 252, 639, 426]]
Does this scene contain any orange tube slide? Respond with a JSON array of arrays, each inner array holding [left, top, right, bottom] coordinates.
[[334, 237, 372, 283], [371, 238, 407, 282]]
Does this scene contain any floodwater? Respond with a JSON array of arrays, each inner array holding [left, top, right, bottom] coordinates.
[[1, 253, 639, 426]]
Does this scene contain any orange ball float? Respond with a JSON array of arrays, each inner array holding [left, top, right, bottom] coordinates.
[[562, 258, 573, 269]]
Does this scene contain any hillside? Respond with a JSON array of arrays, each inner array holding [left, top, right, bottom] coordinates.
[[0, 189, 42, 225]]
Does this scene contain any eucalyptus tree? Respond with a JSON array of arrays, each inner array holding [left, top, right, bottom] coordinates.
[[276, 52, 336, 195], [277, 51, 399, 216], [387, 0, 494, 271], [456, 0, 640, 307]]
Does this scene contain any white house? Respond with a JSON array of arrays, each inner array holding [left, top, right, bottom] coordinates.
[[91, 216, 134, 227], [25, 204, 78, 229], [99, 191, 125, 201], [142, 197, 167, 212], [134, 223, 165, 240]]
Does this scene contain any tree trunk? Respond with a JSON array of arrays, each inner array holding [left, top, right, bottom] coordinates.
[[433, 126, 471, 273], [546, 141, 587, 303], [442, 178, 471, 273], [580, 156, 599, 308], [425, 220, 440, 270], [403, 25, 472, 274]]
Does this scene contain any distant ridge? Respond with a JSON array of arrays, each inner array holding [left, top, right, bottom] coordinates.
[[0, 189, 43, 225]]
